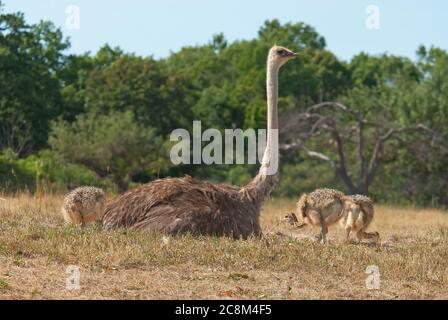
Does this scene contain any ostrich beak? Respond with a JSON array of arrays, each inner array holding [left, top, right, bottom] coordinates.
[[283, 51, 297, 59]]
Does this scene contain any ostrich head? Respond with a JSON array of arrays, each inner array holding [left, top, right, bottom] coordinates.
[[268, 45, 297, 68], [283, 212, 299, 225]]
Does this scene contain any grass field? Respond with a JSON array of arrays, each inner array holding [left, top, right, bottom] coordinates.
[[0, 192, 447, 300]]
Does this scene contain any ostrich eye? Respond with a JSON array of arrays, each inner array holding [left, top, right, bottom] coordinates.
[[277, 49, 285, 56]]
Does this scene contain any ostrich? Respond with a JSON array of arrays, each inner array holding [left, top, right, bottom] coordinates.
[[339, 194, 379, 242], [101, 46, 297, 238], [285, 191, 379, 243], [62, 186, 106, 226], [295, 188, 345, 243]]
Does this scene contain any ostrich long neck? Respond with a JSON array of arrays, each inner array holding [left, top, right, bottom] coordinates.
[[263, 59, 279, 171], [240, 58, 279, 205]]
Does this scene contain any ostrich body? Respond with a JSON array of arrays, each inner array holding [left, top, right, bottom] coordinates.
[[340, 194, 379, 242], [296, 188, 345, 243], [62, 186, 106, 226], [101, 46, 297, 238]]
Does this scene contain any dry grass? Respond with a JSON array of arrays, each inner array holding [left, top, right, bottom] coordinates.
[[0, 193, 447, 300]]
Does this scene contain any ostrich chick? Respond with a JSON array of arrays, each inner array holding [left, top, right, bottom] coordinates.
[[62, 186, 106, 226], [297, 188, 345, 243], [340, 195, 379, 242], [282, 212, 306, 228]]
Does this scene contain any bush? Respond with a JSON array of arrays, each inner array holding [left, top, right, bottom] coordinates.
[[0, 149, 107, 193], [49, 111, 167, 191]]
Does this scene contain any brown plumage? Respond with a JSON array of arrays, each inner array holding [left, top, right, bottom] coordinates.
[[340, 194, 379, 242], [102, 176, 271, 238], [101, 46, 297, 238], [296, 188, 345, 243], [62, 186, 106, 226], [291, 190, 379, 243]]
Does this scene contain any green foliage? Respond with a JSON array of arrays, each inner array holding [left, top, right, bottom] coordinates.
[[0, 150, 34, 191], [275, 161, 343, 198], [85, 56, 186, 131], [0, 149, 104, 192], [192, 86, 239, 128], [350, 52, 421, 88], [49, 111, 166, 190], [0, 6, 69, 154]]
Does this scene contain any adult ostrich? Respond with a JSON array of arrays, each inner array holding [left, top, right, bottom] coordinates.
[[101, 46, 297, 238]]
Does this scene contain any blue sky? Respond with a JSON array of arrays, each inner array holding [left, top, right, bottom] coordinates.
[[3, 0, 447, 61]]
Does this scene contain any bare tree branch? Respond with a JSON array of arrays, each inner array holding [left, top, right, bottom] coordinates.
[[357, 120, 366, 187], [279, 101, 447, 195], [280, 141, 337, 168]]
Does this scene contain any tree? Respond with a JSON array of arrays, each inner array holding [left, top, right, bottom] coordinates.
[[71, 55, 190, 134], [0, 4, 69, 154], [49, 111, 165, 191], [59, 45, 125, 121], [280, 101, 446, 195], [349, 52, 421, 88]]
